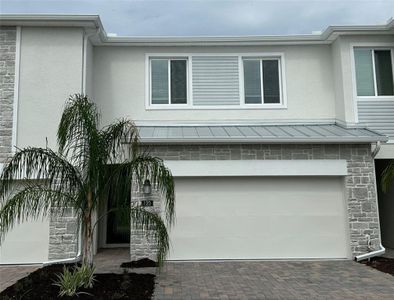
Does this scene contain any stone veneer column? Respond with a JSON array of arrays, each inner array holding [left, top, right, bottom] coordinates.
[[131, 144, 381, 259], [130, 180, 162, 261], [0, 27, 16, 163], [48, 207, 79, 260]]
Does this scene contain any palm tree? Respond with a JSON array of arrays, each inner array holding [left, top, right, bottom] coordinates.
[[382, 160, 394, 193], [0, 94, 175, 266]]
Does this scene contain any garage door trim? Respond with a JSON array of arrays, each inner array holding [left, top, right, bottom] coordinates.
[[165, 159, 347, 177]]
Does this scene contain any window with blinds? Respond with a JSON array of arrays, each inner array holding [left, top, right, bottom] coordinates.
[[151, 58, 187, 105], [243, 58, 281, 104], [354, 48, 394, 97]]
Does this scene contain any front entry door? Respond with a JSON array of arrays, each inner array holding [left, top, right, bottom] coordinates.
[[106, 192, 130, 244]]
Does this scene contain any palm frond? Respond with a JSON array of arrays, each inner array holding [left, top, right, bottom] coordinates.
[[103, 155, 175, 225], [381, 160, 394, 193], [130, 206, 169, 266], [0, 147, 83, 200], [57, 94, 101, 176], [0, 184, 76, 240], [57, 94, 99, 157], [100, 119, 139, 164]]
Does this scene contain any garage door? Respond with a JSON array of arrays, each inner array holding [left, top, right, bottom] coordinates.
[[168, 176, 349, 260], [0, 218, 49, 264]]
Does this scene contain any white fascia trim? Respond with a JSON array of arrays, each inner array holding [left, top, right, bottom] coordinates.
[[141, 137, 387, 144], [0, 14, 102, 29], [164, 160, 348, 177], [135, 119, 337, 126], [11, 26, 21, 153]]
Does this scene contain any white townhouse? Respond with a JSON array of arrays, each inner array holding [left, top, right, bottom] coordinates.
[[0, 14, 394, 264]]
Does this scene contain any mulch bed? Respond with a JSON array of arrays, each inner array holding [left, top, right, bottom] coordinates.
[[360, 256, 394, 276], [121, 258, 157, 268], [0, 263, 155, 299]]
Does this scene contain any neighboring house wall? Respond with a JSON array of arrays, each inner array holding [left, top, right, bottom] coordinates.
[[93, 45, 336, 125], [17, 27, 84, 148], [358, 101, 394, 138], [131, 143, 381, 259], [16, 27, 85, 260], [341, 35, 394, 130], [0, 27, 16, 163]]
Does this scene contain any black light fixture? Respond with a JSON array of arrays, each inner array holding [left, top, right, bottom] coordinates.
[[143, 179, 152, 195]]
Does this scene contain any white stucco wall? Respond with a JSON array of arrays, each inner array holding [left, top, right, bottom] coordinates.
[[17, 27, 84, 149], [1, 27, 84, 264], [92, 45, 336, 125], [331, 38, 347, 124], [85, 38, 94, 97], [376, 144, 394, 159]]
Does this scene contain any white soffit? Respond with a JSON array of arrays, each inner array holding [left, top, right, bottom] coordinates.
[[164, 160, 348, 177]]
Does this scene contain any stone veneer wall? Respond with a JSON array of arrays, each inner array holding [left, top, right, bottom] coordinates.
[[130, 181, 162, 261], [48, 207, 79, 260], [0, 27, 16, 163], [130, 144, 381, 260]]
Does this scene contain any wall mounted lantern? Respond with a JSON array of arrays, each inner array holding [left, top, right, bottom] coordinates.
[[143, 179, 152, 195]]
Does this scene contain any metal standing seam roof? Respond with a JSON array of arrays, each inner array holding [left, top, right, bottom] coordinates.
[[137, 124, 388, 144]]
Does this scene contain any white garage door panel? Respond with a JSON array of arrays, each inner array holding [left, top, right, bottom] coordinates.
[[0, 218, 49, 264], [169, 176, 349, 260]]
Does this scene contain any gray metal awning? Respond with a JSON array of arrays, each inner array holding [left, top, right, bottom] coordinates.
[[137, 124, 388, 144]]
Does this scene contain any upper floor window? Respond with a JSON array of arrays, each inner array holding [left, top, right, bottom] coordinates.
[[147, 54, 286, 109], [354, 48, 394, 97], [150, 58, 188, 105], [243, 58, 281, 104]]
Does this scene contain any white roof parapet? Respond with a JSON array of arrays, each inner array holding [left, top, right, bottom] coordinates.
[[0, 14, 393, 46], [136, 124, 388, 144]]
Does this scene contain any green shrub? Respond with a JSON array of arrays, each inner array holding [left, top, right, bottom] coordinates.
[[53, 264, 96, 297]]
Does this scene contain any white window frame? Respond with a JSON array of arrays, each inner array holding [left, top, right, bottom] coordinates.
[[241, 56, 284, 106], [352, 45, 394, 101], [145, 53, 287, 110], [148, 56, 191, 108]]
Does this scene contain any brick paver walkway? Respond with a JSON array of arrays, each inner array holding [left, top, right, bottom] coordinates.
[[0, 265, 40, 292], [154, 260, 394, 299]]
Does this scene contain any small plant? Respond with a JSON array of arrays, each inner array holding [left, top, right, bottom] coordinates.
[[78, 264, 96, 289], [53, 264, 96, 297]]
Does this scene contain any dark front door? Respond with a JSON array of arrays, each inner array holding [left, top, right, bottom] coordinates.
[[106, 190, 131, 244]]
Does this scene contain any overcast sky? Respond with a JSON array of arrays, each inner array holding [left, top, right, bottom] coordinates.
[[0, 0, 393, 36]]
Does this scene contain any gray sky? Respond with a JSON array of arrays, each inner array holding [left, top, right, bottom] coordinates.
[[0, 0, 393, 36]]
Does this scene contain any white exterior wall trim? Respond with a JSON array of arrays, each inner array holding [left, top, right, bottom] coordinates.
[[164, 160, 348, 177], [145, 52, 287, 110], [11, 26, 21, 153]]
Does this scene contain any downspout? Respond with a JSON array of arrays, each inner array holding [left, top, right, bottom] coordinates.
[[42, 225, 83, 266], [355, 141, 385, 261], [371, 141, 381, 158]]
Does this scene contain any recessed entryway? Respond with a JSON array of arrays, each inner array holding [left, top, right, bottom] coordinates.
[[375, 159, 394, 249]]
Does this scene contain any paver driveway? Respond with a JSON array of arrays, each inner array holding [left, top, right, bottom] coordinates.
[[154, 260, 394, 299], [0, 265, 40, 292]]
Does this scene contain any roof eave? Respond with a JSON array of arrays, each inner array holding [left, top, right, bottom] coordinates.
[[0, 14, 102, 30]]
